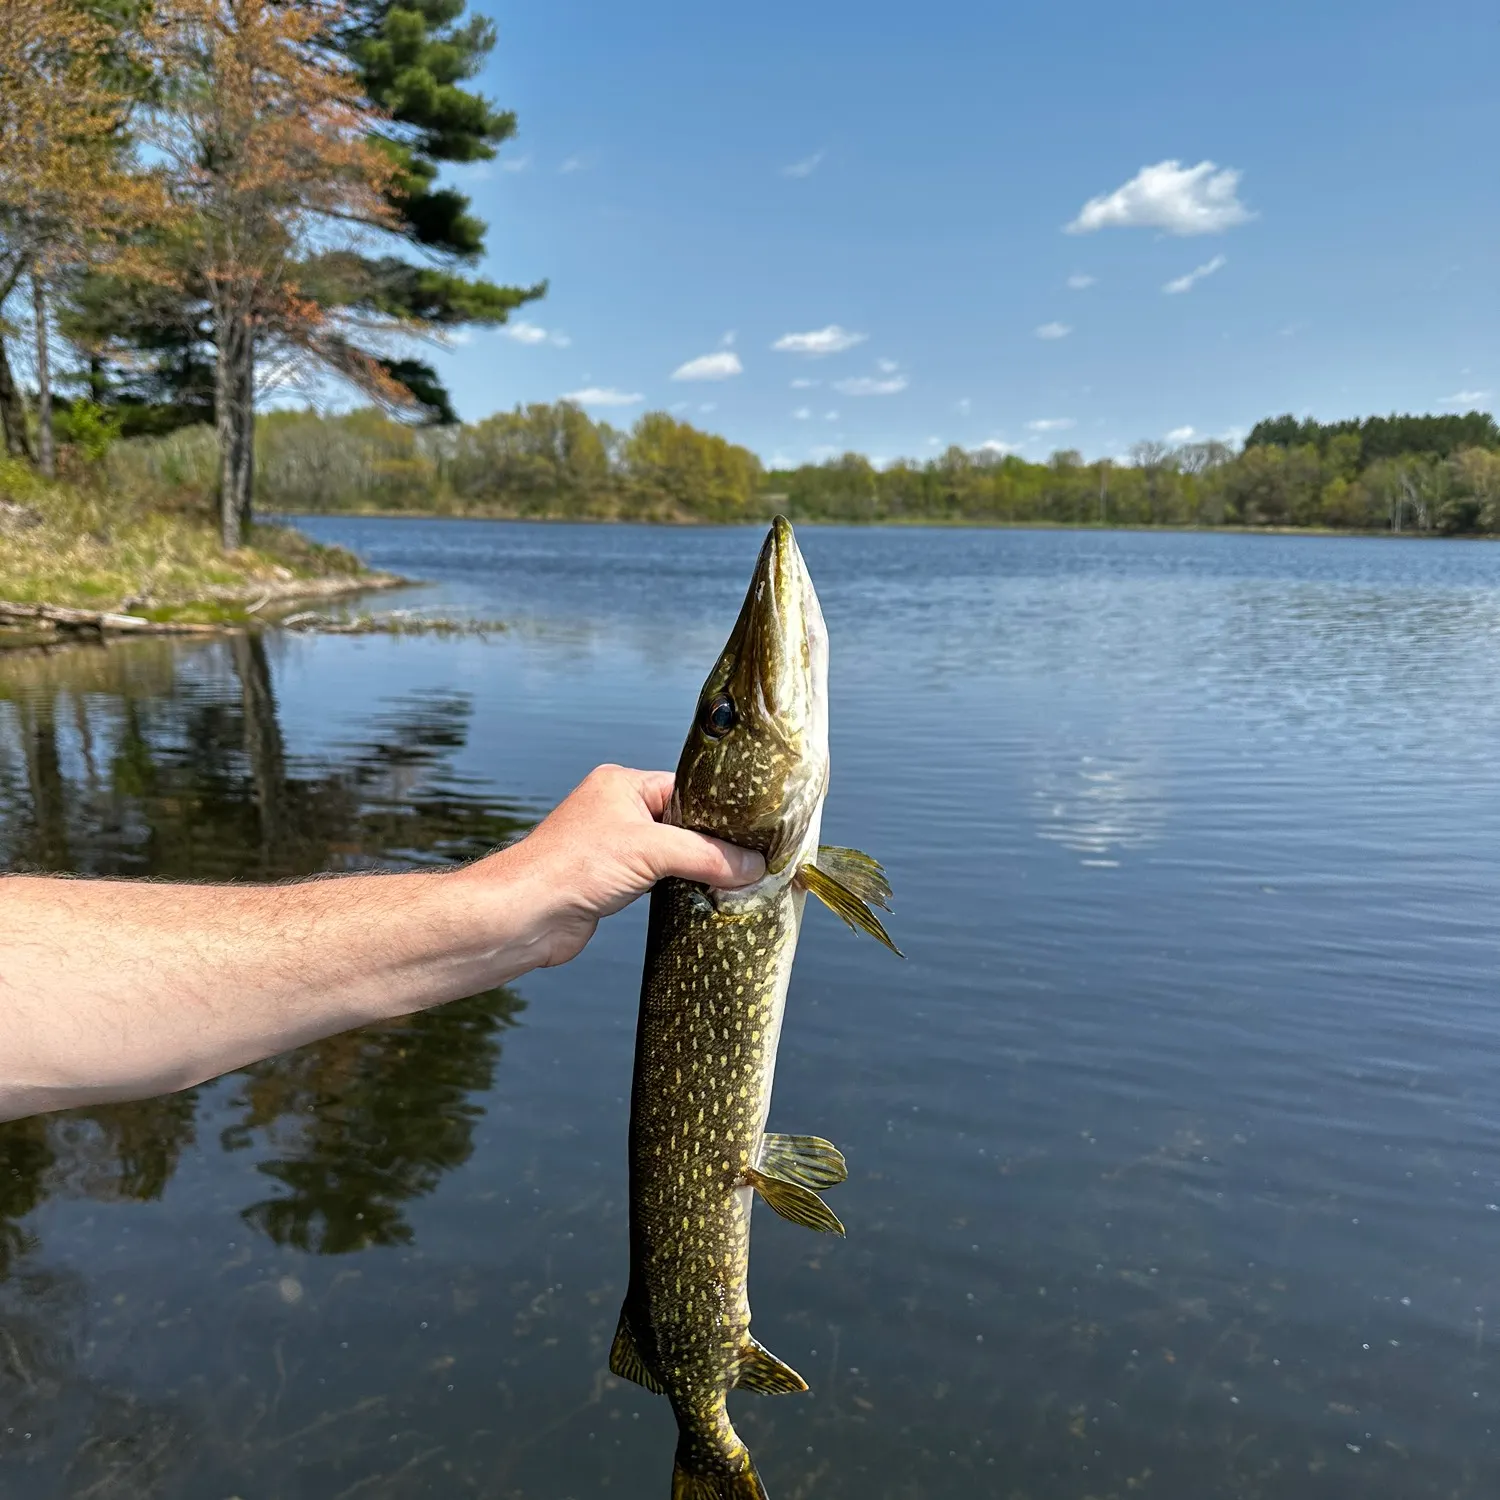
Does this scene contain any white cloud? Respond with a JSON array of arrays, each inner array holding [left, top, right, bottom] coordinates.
[[1166, 425, 1196, 443], [979, 440, 1018, 454], [699, 402, 717, 413], [1035, 322, 1072, 340], [562, 387, 642, 407], [833, 374, 907, 396], [1440, 389, 1493, 406], [671, 350, 743, 381], [773, 325, 867, 356], [499, 153, 532, 173], [669, 401, 689, 413], [825, 411, 839, 421], [1027, 417, 1075, 432], [927, 436, 941, 446], [503, 320, 570, 347], [1163, 254, 1227, 294], [791, 377, 818, 389], [956, 397, 971, 415], [721, 330, 737, 346], [877, 357, 900, 373], [1067, 273, 1097, 289], [1067, 159, 1254, 236], [559, 155, 584, 174], [782, 149, 825, 179], [792, 407, 812, 420]]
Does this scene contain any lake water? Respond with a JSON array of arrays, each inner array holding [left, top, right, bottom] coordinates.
[[4, 519, 1500, 1498]]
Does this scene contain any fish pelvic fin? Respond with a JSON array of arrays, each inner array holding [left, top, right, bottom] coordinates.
[[735, 1336, 809, 1395], [758, 1132, 847, 1189], [816, 846, 894, 910], [671, 1455, 768, 1500], [745, 1166, 845, 1236], [609, 1308, 665, 1395], [798, 855, 903, 957]]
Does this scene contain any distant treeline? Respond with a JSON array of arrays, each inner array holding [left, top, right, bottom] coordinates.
[[1245, 411, 1498, 463], [109, 406, 763, 524], [108, 404, 1500, 534]]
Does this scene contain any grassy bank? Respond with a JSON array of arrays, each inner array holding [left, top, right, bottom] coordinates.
[[0, 456, 397, 625]]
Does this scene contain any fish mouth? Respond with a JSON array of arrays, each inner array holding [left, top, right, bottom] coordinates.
[[735, 517, 828, 868], [742, 516, 826, 733]]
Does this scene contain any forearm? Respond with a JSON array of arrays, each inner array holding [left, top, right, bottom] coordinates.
[[0, 764, 764, 1125], [0, 863, 537, 1122]]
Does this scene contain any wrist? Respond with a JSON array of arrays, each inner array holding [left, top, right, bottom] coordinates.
[[440, 842, 567, 989]]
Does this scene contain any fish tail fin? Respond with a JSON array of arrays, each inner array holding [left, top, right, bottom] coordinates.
[[670, 1457, 768, 1500]]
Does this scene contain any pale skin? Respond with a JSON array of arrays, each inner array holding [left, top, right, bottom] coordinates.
[[0, 765, 765, 1125]]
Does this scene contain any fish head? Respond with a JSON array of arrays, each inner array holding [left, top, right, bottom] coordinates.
[[671, 516, 829, 878]]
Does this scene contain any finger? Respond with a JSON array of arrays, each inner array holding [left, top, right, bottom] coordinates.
[[605, 766, 675, 817], [630, 769, 676, 818], [646, 825, 765, 889]]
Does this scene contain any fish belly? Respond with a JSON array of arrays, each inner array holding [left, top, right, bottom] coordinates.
[[625, 877, 800, 1405]]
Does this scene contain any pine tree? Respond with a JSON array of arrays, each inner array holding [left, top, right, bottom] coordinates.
[[300, 0, 546, 414]]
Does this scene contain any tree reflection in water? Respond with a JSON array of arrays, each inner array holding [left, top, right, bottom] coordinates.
[[0, 1265, 187, 1497], [0, 635, 537, 1275]]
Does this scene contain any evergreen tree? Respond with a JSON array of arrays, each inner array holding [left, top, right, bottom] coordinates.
[[308, 0, 545, 414]]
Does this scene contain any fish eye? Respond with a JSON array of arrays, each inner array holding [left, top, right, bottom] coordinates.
[[701, 693, 736, 739]]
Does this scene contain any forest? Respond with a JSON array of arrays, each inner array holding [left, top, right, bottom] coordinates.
[[109, 402, 1500, 534]]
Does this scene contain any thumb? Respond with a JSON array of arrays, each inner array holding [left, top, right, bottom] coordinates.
[[646, 825, 766, 889]]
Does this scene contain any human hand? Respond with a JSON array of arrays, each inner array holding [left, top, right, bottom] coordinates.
[[468, 764, 766, 971]]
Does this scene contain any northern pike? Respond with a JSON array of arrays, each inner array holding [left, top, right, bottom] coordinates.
[[610, 516, 900, 1500]]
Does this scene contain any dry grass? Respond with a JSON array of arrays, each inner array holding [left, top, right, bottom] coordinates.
[[0, 455, 375, 615]]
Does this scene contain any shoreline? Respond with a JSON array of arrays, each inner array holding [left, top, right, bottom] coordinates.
[[0, 571, 410, 653], [276, 509, 1466, 541]]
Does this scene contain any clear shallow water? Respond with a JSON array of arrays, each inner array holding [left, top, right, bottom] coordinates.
[[5, 521, 1500, 1496]]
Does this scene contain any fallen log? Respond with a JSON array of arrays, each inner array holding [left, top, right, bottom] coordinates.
[[0, 600, 221, 635]]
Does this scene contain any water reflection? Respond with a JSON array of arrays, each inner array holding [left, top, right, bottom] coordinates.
[[0, 635, 536, 1277], [1030, 749, 1167, 865], [0, 1265, 191, 1497], [225, 988, 523, 1255]]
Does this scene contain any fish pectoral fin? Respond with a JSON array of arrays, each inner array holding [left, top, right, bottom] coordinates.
[[609, 1310, 666, 1394], [745, 1166, 846, 1236], [759, 1132, 847, 1189], [735, 1336, 809, 1395], [815, 846, 894, 910], [798, 860, 904, 957]]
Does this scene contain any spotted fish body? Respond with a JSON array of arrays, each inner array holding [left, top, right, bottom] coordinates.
[[610, 518, 898, 1500]]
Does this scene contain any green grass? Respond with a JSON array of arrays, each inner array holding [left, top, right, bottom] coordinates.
[[0, 456, 376, 614]]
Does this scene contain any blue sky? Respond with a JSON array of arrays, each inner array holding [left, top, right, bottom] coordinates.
[[426, 0, 1498, 466]]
